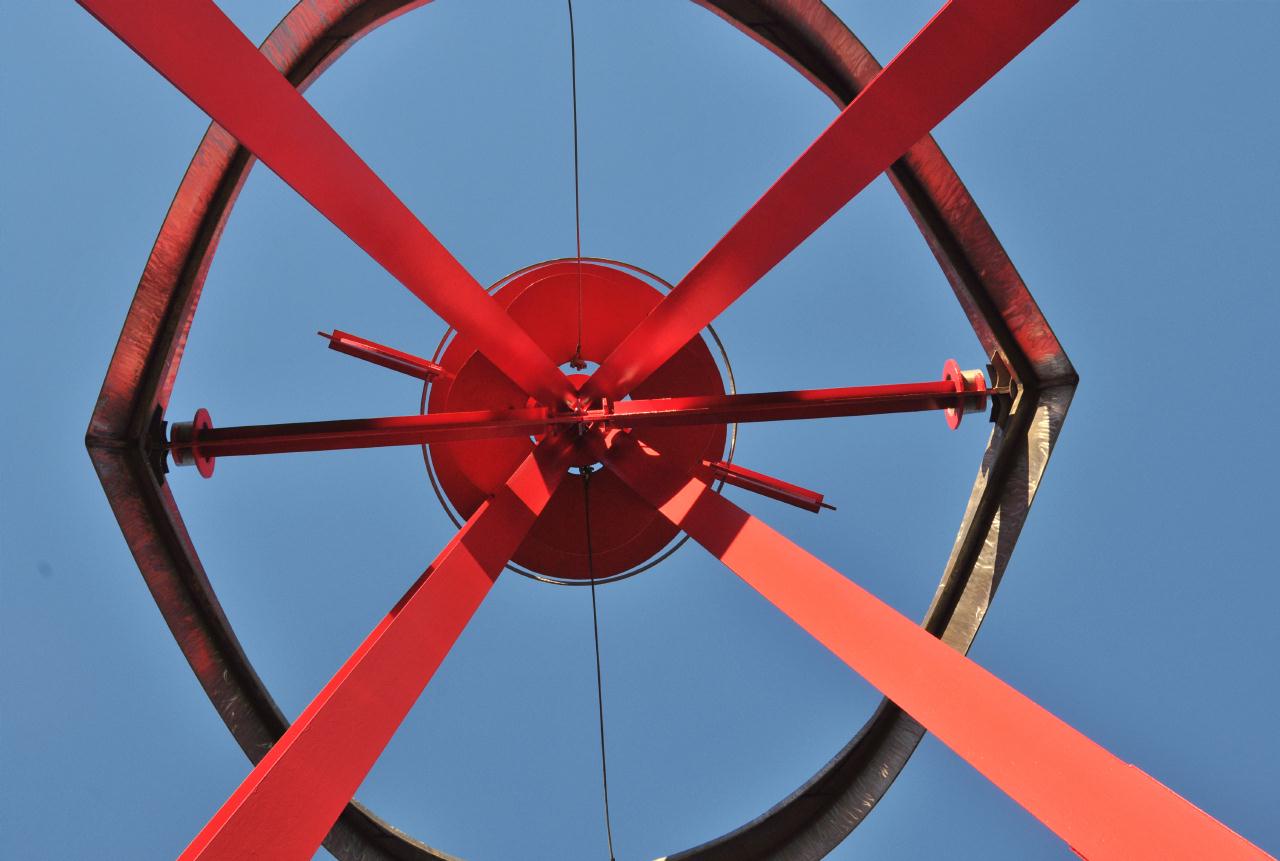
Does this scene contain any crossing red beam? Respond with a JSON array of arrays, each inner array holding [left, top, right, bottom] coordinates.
[[178, 435, 575, 861], [167, 371, 989, 468], [581, 0, 1078, 402], [77, 0, 573, 407], [595, 431, 1273, 861]]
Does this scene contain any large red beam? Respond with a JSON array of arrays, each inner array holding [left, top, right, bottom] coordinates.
[[595, 431, 1272, 861], [77, 0, 574, 408], [581, 0, 1076, 401], [178, 435, 575, 861]]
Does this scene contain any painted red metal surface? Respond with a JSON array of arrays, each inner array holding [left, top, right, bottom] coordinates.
[[179, 435, 574, 861], [74, 0, 1095, 857], [170, 408, 217, 478], [596, 431, 1272, 861], [704, 460, 833, 513], [581, 0, 1077, 402], [76, 0, 573, 408], [168, 370, 989, 466], [321, 330, 451, 382], [942, 357, 988, 429], [74, 0, 1213, 854], [603, 372, 988, 429], [427, 260, 727, 580]]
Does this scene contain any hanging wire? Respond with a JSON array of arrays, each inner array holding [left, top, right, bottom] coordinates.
[[581, 467, 616, 860], [567, 0, 587, 370]]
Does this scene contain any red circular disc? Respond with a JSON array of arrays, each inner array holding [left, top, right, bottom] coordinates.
[[427, 261, 728, 580]]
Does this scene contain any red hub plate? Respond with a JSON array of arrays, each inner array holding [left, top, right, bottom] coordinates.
[[427, 261, 728, 580]]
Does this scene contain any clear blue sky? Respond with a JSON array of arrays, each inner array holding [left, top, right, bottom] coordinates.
[[2, 1, 1278, 859]]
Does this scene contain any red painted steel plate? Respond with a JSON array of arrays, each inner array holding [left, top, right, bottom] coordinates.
[[428, 261, 727, 579]]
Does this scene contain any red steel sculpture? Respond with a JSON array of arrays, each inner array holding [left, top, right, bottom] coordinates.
[[78, 0, 1274, 859]]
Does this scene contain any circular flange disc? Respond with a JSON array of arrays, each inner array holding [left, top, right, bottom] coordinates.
[[427, 261, 728, 579]]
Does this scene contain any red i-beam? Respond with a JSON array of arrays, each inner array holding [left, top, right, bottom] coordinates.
[[594, 431, 1272, 861]]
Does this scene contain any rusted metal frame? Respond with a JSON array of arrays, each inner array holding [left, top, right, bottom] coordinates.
[[596, 433, 1270, 861], [83, 2, 1081, 860], [84, 3, 455, 859]]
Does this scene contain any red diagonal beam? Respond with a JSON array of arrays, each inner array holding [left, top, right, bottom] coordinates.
[[179, 434, 574, 861], [595, 431, 1272, 861], [167, 372, 987, 469], [581, 0, 1076, 401], [320, 330, 452, 382], [78, 0, 573, 407]]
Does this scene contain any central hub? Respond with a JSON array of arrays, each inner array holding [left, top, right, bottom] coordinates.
[[425, 260, 729, 581]]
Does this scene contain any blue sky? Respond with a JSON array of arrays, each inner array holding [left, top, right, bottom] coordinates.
[[2, 1, 1278, 859]]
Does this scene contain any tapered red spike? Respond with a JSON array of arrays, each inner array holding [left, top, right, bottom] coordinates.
[[320, 329, 452, 382], [178, 434, 575, 861], [596, 431, 1272, 861], [77, 0, 573, 406], [582, 0, 1076, 401], [704, 460, 833, 514]]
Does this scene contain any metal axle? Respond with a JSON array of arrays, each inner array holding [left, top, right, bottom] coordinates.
[[168, 365, 991, 473]]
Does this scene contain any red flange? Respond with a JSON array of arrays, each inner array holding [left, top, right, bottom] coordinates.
[[942, 359, 988, 430], [426, 260, 729, 580], [170, 408, 216, 478]]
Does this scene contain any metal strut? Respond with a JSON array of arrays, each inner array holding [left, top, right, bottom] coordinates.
[[167, 367, 992, 474]]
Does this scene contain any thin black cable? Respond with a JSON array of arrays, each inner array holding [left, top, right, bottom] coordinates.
[[567, 0, 586, 370], [581, 467, 616, 860]]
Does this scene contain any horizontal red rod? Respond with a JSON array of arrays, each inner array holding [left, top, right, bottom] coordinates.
[[179, 435, 575, 861], [596, 431, 1272, 861], [605, 376, 987, 429], [167, 372, 989, 466], [320, 330, 451, 382], [172, 406, 553, 459], [705, 460, 834, 513]]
